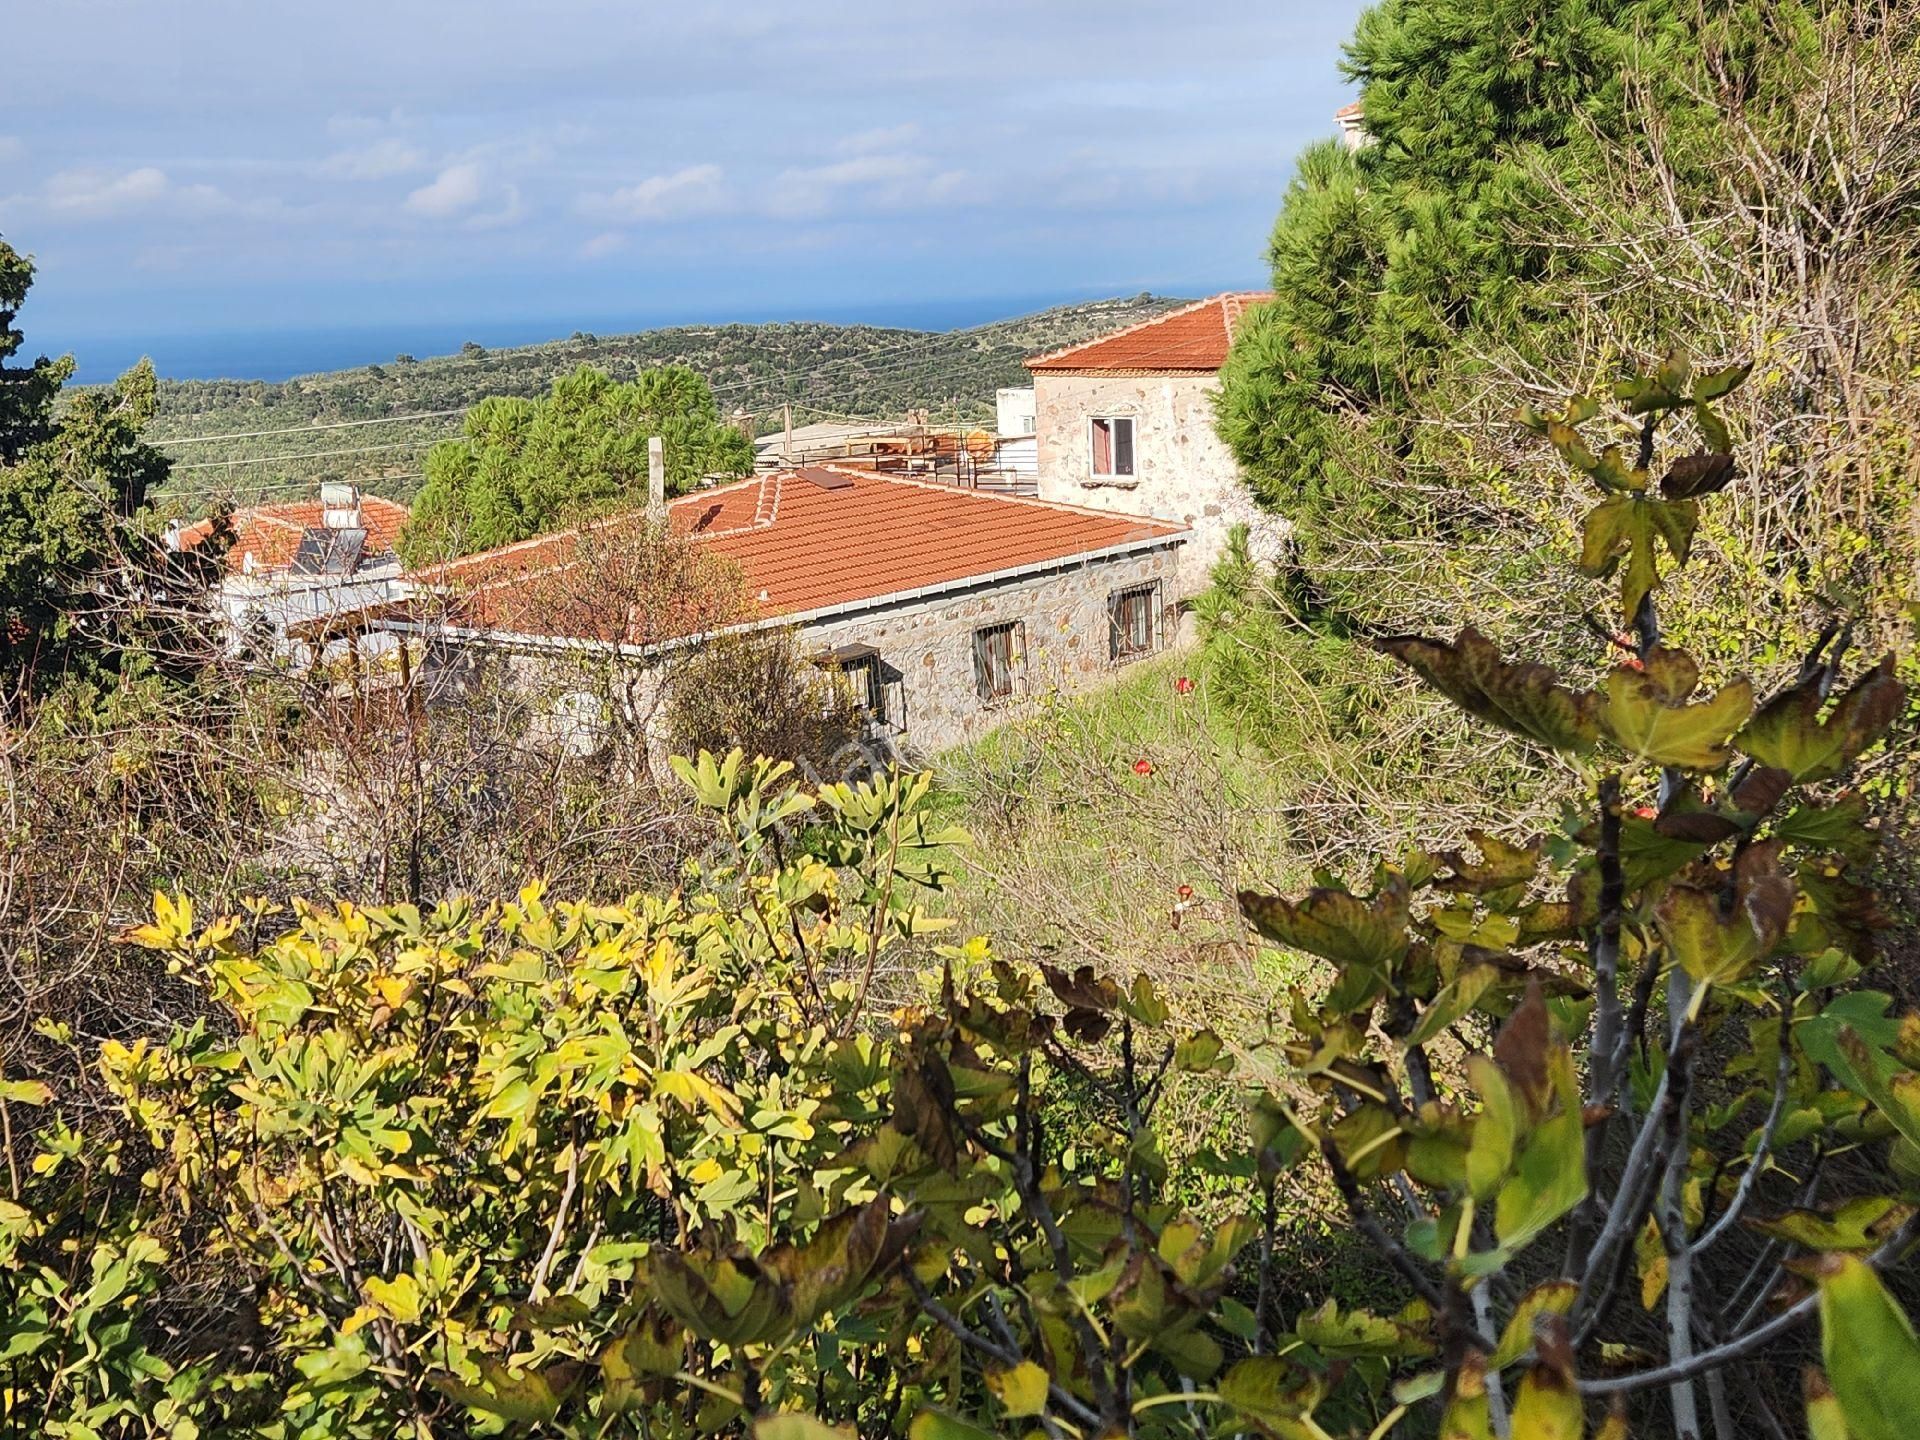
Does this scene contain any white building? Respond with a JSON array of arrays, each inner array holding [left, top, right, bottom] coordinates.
[[171, 484, 412, 658]]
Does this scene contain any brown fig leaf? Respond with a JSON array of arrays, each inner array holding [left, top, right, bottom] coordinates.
[[1662, 451, 1739, 500], [1040, 963, 1120, 1014], [1376, 628, 1601, 755], [1738, 656, 1906, 783], [1062, 1008, 1113, 1044], [1493, 980, 1553, 1115], [1653, 810, 1741, 845], [1732, 764, 1793, 816], [1736, 840, 1796, 953]]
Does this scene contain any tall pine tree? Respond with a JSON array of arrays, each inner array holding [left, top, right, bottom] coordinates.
[[0, 237, 178, 692]]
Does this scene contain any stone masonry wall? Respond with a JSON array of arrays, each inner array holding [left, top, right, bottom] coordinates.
[[800, 544, 1183, 759], [416, 543, 1186, 765], [1032, 371, 1285, 596]]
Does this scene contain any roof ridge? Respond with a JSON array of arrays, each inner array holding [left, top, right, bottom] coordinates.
[[813, 464, 1185, 531], [427, 508, 640, 577], [1024, 290, 1271, 373], [1022, 293, 1225, 369]]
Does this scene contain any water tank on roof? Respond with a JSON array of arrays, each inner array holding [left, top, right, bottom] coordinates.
[[320, 483, 362, 530]]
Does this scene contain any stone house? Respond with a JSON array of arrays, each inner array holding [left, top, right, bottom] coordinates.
[[399, 465, 1188, 759], [1026, 291, 1285, 597]]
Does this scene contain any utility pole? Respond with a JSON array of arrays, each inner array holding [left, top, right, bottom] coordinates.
[[647, 435, 665, 519], [782, 402, 793, 467]]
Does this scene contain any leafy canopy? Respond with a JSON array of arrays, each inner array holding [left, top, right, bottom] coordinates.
[[401, 363, 753, 564]]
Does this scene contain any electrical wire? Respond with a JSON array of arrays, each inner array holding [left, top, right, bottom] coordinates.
[[167, 439, 454, 472], [154, 408, 469, 446]]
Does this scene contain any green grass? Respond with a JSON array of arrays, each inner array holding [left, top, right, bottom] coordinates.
[[928, 651, 1314, 1027]]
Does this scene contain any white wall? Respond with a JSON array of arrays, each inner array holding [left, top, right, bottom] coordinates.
[[996, 386, 1037, 438]]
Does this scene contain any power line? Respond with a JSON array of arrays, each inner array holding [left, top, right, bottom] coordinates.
[[151, 472, 426, 505], [154, 408, 468, 446], [167, 439, 449, 472]]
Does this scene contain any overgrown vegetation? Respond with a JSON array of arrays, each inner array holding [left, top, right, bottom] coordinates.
[[1211, 0, 1920, 961], [0, 236, 224, 695], [7, 343, 1920, 1439], [5, 5, 1919, 1436]]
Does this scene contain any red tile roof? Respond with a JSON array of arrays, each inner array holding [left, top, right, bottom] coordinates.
[[419, 467, 1187, 640], [177, 496, 411, 575], [1026, 291, 1271, 374]]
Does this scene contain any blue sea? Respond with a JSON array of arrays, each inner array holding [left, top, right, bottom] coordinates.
[[49, 293, 1133, 386]]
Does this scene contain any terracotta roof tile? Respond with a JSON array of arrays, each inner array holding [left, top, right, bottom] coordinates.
[[419, 468, 1187, 639], [177, 496, 411, 575], [1025, 291, 1271, 374]]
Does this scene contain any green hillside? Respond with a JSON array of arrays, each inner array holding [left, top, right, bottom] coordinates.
[[144, 293, 1188, 515]]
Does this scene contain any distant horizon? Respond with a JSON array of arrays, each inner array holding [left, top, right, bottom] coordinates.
[[5, 4, 1358, 378], [37, 284, 1241, 386]]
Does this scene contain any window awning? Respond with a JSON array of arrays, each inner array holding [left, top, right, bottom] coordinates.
[[814, 642, 879, 664]]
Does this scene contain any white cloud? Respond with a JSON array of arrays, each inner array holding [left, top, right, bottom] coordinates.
[[39, 165, 238, 219], [765, 152, 971, 220], [404, 161, 530, 229], [321, 136, 427, 180], [405, 161, 488, 217], [579, 163, 730, 224], [578, 230, 629, 260]]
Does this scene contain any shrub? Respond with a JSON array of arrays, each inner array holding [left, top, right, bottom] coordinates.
[[7, 362, 1920, 1440]]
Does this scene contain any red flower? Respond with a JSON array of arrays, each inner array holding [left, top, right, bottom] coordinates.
[[1132, 759, 1154, 776], [1177, 884, 1195, 901], [1174, 676, 1195, 695], [1633, 805, 1658, 820]]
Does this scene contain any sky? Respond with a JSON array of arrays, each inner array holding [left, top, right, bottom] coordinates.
[[2, 1, 1366, 378]]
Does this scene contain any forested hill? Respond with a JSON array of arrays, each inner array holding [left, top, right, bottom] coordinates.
[[144, 293, 1187, 513]]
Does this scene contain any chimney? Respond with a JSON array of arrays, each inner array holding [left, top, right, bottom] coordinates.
[[647, 435, 666, 518], [320, 482, 362, 530]]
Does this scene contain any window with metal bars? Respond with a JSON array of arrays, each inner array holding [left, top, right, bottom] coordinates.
[[843, 653, 883, 724], [972, 621, 1023, 703], [1108, 582, 1161, 662]]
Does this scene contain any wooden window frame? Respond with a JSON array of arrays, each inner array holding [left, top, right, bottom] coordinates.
[[846, 653, 884, 725], [1088, 415, 1136, 479], [816, 646, 887, 727]]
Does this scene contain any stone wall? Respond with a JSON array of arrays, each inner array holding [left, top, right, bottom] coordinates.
[[800, 543, 1183, 759], [1031, 371, 1284, 595], [414, 541, 1185, 765]]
